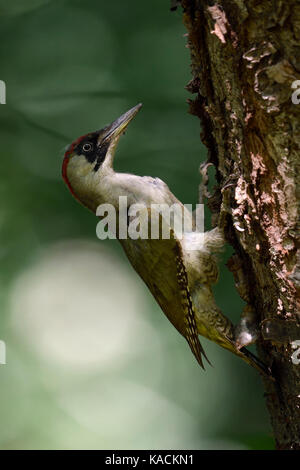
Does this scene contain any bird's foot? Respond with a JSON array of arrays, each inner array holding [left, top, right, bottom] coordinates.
[[198, 161, 213, 204], [234, 305, 259, 349]]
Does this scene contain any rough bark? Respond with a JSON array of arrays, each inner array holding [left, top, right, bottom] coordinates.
[[179, 0, 300, 450]]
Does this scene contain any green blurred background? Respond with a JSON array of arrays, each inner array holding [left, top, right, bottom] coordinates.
[[0, 0, 273, 450]]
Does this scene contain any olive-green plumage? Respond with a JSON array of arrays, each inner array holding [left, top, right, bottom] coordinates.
[[62, 104, 271, 378]]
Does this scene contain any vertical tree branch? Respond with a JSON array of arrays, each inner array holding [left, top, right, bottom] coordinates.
[[179, 0, 300, 449]]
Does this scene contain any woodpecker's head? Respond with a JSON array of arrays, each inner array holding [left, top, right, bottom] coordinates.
[[62, 103, 142, 211]]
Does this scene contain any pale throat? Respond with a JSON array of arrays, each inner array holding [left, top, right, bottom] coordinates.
[[67, 152, 130, 211]]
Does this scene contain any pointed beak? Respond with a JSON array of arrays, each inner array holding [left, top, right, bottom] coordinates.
[[98, 103, 142, 146]]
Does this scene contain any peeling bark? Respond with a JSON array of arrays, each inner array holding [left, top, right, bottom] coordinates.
[[179, 0, 300, 449]]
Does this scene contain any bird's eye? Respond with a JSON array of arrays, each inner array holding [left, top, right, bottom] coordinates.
[[82, 142, 93, 153]]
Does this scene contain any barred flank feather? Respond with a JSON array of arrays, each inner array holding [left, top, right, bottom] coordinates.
[[203, 226, 224, 254], [175, 249, 211, 369]]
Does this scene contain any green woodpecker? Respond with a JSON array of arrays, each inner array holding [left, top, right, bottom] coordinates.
[[62, 104, 271, 378]]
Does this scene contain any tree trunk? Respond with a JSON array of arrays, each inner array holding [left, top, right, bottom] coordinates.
[[178, 0, 300, 449]]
